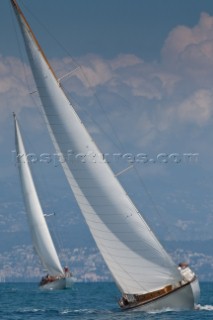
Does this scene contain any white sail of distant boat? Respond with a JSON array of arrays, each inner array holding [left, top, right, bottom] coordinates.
[[13, 113, 73, 290], [11, 0, 200, 310]]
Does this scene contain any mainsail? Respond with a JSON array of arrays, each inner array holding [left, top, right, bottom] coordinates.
[[14, 113, 64, 276], [11, 0, 182, 294]]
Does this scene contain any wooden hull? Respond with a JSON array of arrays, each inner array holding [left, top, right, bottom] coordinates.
[[39, 276, 74, 291], [120, 277, 200, 312]]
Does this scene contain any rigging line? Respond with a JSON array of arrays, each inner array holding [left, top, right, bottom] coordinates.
[[20, 1, 79, 71], [18, 1, 124, 154], [58, 67, 80, 82], [131, 163, 177, 244], [29, 146, 66, 262], [9, 0, 32, 95], [72, 66, 128, 154], [10, 0, 44, 126], [59, 84, 123, 152], [14, 117, 39, 183], [115, 165, 134, 177], [46, 213, 65, 265], [19, 1, 127, 154], [99, 243, 148, 293], [16, 111, 50, 201]]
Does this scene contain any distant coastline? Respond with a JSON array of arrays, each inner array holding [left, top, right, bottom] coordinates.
[[0, 240, 212, 282]]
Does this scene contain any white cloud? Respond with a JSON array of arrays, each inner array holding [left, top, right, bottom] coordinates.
[[2, 11, 213, 158], [110, 54, 142, 70], [178, 89, 213, 126], [0, 56, 34, 121], [71, 54, 113, 88], [175, 219, 196, 231], [162, 12, 213, 75]]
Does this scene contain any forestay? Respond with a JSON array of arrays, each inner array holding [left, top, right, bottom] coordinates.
[[14, 114, 64, 276], [12, 0, 182, 294]]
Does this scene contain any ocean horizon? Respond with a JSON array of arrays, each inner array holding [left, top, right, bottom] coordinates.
[[0, 281, 212, 319]]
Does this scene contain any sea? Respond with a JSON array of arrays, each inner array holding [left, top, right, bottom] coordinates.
[[0, 282, 212, 320]]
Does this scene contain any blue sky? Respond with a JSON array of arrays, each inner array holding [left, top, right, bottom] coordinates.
[[1, 0, 213, 244], [2, 0, 213, 59]]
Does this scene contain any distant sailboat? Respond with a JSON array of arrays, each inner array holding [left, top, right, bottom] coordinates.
[[13, 113, 73, 290], [11, 0, 200, 310]]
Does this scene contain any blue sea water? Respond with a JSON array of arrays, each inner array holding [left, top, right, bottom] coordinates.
[[0, 282, 212, 320]]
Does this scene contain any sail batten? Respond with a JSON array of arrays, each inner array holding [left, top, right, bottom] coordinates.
[[12, 0, 183, 294], [14, 114, 64, 276]]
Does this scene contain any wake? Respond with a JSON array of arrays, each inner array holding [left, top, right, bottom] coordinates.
[[195, 304, 213, 311], [146, 304, 213, 314]]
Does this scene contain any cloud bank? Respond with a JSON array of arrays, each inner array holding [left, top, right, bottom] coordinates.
[[1, 12, 213, 157]]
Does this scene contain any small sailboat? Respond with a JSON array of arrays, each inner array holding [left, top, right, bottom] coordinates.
[[11, 0, 200, 310], [13, 113, 73, 290]]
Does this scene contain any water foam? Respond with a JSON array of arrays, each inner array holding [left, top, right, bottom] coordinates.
[[195, 304, 213, 311]]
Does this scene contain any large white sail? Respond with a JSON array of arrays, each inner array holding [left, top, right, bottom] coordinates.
[[11, 0, 182, 294], [14, 114, 64, 276]]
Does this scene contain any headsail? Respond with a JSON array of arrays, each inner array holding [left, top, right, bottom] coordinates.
[[14, 113, 64, 276], [11, 0, 182, 294]]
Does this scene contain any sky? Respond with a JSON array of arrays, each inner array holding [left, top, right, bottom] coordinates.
[[1, 0, 213, 246]]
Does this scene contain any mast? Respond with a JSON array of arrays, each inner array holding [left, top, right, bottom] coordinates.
[[11, 1, 182, 294], [14, 113, 64, 276], [10, 0, 57, 81]]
